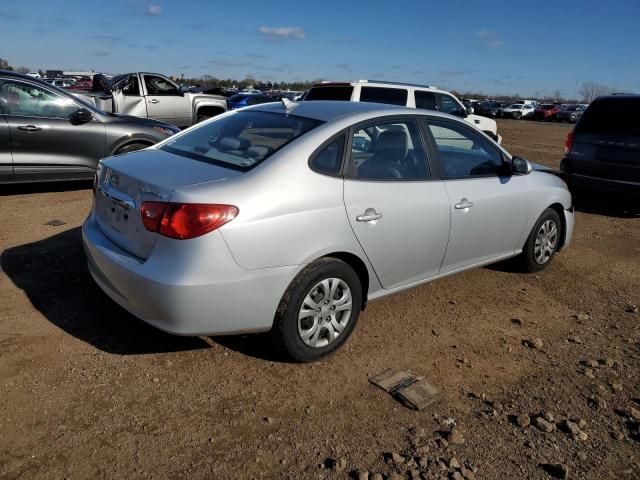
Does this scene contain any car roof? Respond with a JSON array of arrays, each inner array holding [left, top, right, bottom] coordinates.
[[313, 80, 448, 94], [250, 99, 455, 122]]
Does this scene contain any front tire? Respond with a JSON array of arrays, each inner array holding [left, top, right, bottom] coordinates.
[[513, 112, 522, 120], [520, 208, 562, 272], [271, 258, 362, 362]]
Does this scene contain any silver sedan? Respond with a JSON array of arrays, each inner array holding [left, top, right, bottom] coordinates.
[[82, 100, 574, 361]]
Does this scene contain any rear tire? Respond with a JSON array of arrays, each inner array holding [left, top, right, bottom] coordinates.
[[115, 142, 149, 155], [271, 258, 362, 362], [520, 208, 562, 273]]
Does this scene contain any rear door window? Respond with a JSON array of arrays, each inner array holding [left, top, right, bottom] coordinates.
[[304, 86, 354, 101], [346, 120, 430, 180], [576, 98, 640, 136], [415, 91, 436, 110], [360, 87, 408, 106]]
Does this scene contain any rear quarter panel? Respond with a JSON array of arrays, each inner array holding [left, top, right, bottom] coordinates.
[[171, 125, 377, 280]]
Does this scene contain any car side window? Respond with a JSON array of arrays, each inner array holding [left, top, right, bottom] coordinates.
[[0, 81, 77, 118], [436, 93, 462, 115], [415, 91, 436, 110], [309, 134, 346, 176], [122, 76, 140, 96], [143, 75, 179, 95], [360, 87, 408, 106], [426, 121, 504, 179], [346, 120, 430, 180]]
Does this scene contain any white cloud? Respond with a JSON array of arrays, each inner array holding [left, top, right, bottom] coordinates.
[[258, 26, 306, 40], [476, 29, 503, 49], [146, 3, 162, 16]]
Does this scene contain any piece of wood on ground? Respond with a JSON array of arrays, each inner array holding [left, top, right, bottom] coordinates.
[[368, 369, 417, 393], [394, 379, 441, 411]]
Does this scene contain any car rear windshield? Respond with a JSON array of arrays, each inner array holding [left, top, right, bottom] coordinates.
[[576, 97, 640, 136], [161, 111, 322, 170], [304, 85, 354, 101]]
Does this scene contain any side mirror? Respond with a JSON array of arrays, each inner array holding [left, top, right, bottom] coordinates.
[[69, 108, 94, 125], [466, 106, 474, 115], [511, 156, 532, 175]]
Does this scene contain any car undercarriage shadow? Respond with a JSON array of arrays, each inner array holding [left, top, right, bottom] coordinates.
[[1, 227, 210, 355], [209, 333, 296, 363], [0, 180, 93, 196], [572, 189, 640, 218]]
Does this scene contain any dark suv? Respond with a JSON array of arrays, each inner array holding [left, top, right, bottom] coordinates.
[[560, 95, 639, 196]]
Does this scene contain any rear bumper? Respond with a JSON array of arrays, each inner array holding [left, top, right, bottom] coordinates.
[[82, 211, 298, 336], [560, 163, 640, 196]]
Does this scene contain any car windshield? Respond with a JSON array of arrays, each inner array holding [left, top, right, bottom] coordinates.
[[508, 104, 522, 109], [160, 111, 323, 170], [540, 105, 554, 109]]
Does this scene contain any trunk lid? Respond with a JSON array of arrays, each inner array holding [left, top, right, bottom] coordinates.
[[94, 148, 241, 259]]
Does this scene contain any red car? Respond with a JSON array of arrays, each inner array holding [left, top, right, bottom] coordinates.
[[533, 104, 564, 121]]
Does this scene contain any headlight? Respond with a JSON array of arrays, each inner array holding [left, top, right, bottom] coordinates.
[[154, 126, 179, 136]]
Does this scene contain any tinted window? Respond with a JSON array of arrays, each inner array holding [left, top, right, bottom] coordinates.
[[576, 98, 640, 136], [1, 81, 78, 118], [310, 135, 345, 175], [143, 75, 178, 95], [427, 121, 503, 178], [122, 76, 140, 96], [436, 93, 462, 114], [304, 86, 354, 101], [415, 91, 436, 110], [347, 120, 429, 180], [360, 87, 408, 106], [161, 111, 322, 170]]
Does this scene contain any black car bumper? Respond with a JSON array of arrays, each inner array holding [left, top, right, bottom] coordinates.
[[560, 165, 640, 196]]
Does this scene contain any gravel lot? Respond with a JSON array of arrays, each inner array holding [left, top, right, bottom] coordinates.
[[1, 119, 638, 480]]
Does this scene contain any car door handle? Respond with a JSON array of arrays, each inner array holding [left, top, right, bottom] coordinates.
[[454, 199, 474, 209], [356, 209, 383, 222], [17, 125, 41, 132], [149, 99, 160, 104], [474, 119, 480, 124]]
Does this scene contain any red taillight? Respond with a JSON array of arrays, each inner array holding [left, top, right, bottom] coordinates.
[[140, 201, 167, 232], [140, 202, 238, 240], [564, 132, 574, 155]]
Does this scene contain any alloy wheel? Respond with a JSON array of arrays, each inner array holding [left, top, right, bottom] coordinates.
[[534, 219, 558, 265], [297, 278, 353, 348]]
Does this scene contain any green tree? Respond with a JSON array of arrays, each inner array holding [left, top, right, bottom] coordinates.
[[0, 58, 13, 71]]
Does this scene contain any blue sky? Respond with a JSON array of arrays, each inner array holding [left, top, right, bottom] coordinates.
[[1, 0, 639, 96]]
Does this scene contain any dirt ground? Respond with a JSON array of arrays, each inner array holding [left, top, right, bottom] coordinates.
[[1, 119, 638, 480]]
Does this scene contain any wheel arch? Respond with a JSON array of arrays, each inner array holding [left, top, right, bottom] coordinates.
[[548, 202, 567, 249], [109, 137, 155, 156], [320, 251, 370, 309]]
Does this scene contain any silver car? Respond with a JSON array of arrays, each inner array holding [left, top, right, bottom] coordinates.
[[82, 100, 574, 361]]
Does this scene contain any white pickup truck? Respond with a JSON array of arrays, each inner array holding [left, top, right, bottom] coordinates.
[[76, 72, 228, 128]]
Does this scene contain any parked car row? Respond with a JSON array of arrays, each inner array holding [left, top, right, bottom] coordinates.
[[0, 70, 180, 183], [472, 99, 588, 123]]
